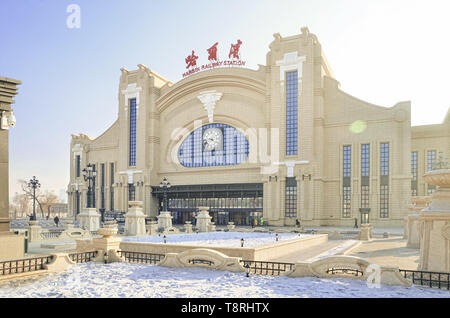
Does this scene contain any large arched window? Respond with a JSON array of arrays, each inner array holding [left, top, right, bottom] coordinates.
[[178, 123, 249, 167]]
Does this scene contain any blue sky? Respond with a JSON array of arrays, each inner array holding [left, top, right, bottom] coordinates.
[[2, 0, 450, 197]]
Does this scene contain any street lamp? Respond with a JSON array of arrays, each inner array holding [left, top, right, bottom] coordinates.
[[159, 177, 171, 212], [82, 163, 97, 208], [28, 176, 40, 221], [244, 263, 250, 277]]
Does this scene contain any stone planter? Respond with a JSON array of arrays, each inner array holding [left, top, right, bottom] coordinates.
[[419, 169, 450, 272]]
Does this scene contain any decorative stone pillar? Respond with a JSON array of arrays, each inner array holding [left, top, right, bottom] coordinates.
[[184, 221, 193, 233], [196, 207, 212, 232], [356, 223, 373, 241], [124, 201, 146, 236], [419, 170, 450, 272], [27, 220, 42, 243], [209, 222, 216, 232], [147, 221, 159, 235], [92, 220, 123, 263], [78, 208, 100, 232], [227, 222, 235, 231], [406, 196, 431, 248], [157, 211, 173, 231]]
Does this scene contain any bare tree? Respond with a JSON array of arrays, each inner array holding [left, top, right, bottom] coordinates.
[[18, 179, 45, 218], [12, 192, 31, 218], [40, 191, 59, 219]]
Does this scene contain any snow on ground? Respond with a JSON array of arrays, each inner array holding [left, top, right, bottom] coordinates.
[[0, 262, 449, 298], [308, 240, 359, 261], [122, 232, 301, 247]]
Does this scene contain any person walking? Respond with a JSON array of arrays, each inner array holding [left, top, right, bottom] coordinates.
[[54, 215, 60, 227]]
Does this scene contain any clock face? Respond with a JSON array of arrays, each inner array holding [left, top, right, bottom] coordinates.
[[203, 128, 223, 151]]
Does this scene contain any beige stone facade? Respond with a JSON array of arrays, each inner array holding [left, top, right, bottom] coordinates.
[[67, 28, 449, 228]]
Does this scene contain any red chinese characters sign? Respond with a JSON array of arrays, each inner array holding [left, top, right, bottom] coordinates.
[[182, 40, 246, 78]]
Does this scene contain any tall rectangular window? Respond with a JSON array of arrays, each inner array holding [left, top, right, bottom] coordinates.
[[129, 98, 137, 167], [427, 150, 436, 194], [100, 163, 105, 209], [128, 183, 135, 202], [361, 144, 370, 209], [76, 155, 81, 178], [411, 152, 418, 196], [427, 150, 436, 172], [110, 163, 114, 211], [92, 164, 96, 208], [343, 145, 351, 218], [286, 71, 298, 156], [380, 143, 389, 218], [285, 177, 297, 218]]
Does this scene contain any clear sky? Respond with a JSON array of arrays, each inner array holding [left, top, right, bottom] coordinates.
[[2, 0, 450, 198]]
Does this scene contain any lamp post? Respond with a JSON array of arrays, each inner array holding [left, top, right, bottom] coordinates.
[[159, 177, 171, 212], [244, 263, 250, 277], [82, 164, 97, 209], [28, 176, 40, 221]]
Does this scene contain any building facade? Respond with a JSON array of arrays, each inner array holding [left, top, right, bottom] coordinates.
[[67, 28, 448, 227]]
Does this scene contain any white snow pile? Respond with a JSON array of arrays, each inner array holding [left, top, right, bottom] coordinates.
[[122, 232, 301, 247], [0, 262, 449, 298]]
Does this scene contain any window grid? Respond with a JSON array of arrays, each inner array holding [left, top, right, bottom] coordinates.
[[411, 152, 418, 196], [110, 163, 114, 211], [361, 144, 370, 177], [343, 186, 351, 218], [380, 185, 389, 218], [427, 150, 436, 172], [178, 124, 249, 167], [128, 184, 136, 202], [343, 146, 351, 177], [100, 163, 105, 209], [343, 145, 351, 218], [285, 178, 297, 218], [129, 98, 137, 167], [361, 185, 370, 209], [286, 71, 298, 156], [380, 143, 389, 176]]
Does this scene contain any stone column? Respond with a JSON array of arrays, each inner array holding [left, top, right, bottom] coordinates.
[[419, 170, 450, 272], [0, 77, 20, 232], [196, 207, 212, 232], [157, 211, 173, 231], [406, 196, 431, 248], [0, 77, 24, 261], [125, 201, 146, 236], [78, 208, 100, 232]]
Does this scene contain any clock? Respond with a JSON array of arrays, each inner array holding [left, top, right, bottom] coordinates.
[[203, 127, 223, 151]]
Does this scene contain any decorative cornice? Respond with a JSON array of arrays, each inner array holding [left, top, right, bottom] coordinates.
[[197, 90, 223, 123]]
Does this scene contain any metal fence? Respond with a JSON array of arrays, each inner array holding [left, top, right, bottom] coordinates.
[[240, 260, 295, 276], [326, 267, 364, 277], [0, 256, 53, 276], [118, 251, 165, 264], [400, 269, 450, 290], [188, 259, 214, 266], [69, 251, 98, 263]]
